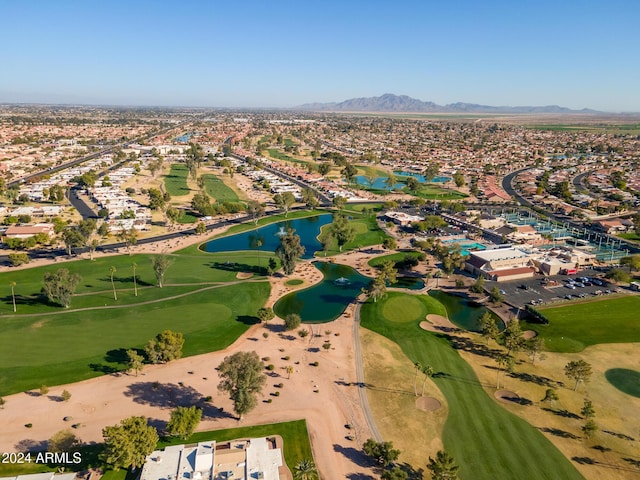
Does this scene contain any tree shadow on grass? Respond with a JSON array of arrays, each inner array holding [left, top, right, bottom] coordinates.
[[592, 445, 612, 453], [539, 427, 580, 439], [89, 363, 120, 374], [333, 444, 373, 468], [209, 262, 266, 276], [236, 315, 260, 326], [2, 293, 55, 308], [366, 384, 414, 396], [99, 275, 153, 286], [572, 456, 640, 474], [603, 430, 635, 441], [447, 335, 501, 359], [432, 370, 488, 388], [622, 457, 640, 468], [507, 371, 561, 388], [105, 348, 131, 365], [346, 474, 375, 480], [541, 407, 581, 420]]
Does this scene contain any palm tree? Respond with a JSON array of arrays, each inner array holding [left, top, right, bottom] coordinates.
[[293, 458, 318, 480], [427, 450, 459, 480], [413, 362, 422, 396], [10, 281, 16, 313], [109, 266, 117, 300], [421, 365, 434, 396], [285, 365, 294, 379], [132, 262, 138, 297]]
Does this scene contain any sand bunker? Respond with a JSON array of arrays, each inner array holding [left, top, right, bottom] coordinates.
[[522, 330, 537, 340], [420, 314, 458, 333], [416, 396, 442, 412], [495, 389, 520, 403], [236, 272, 254, 279]]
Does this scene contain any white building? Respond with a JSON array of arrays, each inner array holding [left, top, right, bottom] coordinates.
[[140, 438, 284, 480]]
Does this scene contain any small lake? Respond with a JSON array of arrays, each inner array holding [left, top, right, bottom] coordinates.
[[428, 290, 504, 332], [394, 171, 451, 183], [175, 132, 194, 143], [275, 262, 426, 323], [203, 214, 332, 259], [274, 262, 370, 323], [354, 176, 404, 190], [354, 171, 452, 190]]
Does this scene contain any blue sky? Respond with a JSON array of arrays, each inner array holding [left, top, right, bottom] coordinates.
[[1, 0, 639, 111]]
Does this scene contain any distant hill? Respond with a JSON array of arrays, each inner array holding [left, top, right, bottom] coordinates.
[[294, 93, 599, 114]]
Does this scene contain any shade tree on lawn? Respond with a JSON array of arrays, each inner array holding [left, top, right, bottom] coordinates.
[[150, 254, 172, 288], [276, 230, 305, 276], [145, 330, 184, 364], [101, 416, 158, 471], [42, 268, 81, 308], [166, 406, 202, 439]]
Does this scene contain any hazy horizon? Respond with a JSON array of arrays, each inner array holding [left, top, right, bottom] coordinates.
[[2, 0, 639, 113]]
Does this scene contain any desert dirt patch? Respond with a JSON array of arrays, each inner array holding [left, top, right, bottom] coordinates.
[[360, 328, 447, 469], [416, 396, 442, 412], [453, 327, 640, 480]]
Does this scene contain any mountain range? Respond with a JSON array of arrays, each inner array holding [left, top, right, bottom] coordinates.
[[294, 93, 599, 114]]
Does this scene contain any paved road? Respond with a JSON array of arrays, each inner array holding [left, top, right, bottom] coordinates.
[[67, 187, 98, 219], [352, 302, 383, 442], [572, 170, 592, 192]]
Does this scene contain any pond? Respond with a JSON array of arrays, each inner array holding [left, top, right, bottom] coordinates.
[[274, 263, 426, 323], [274, 262, 370, 323], [354, 175, 404, 190], [428, 290, 504, 332], [202, 214, 332, 259], [394, 171, 451, 183]]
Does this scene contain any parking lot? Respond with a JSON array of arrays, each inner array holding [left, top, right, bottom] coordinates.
[[486, 269, 619, 308]]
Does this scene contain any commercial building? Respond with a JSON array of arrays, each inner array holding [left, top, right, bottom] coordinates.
[[465, 247, 536, 282]]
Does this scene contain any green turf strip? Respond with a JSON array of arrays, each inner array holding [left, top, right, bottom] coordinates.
[[0, 282, 269, 396], [526, 295, 640, 352], [361, 292, 584, 480], [164, 163, 190, 196]]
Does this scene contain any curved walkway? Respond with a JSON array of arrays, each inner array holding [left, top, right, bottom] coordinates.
[[352, 300, 383, 442]]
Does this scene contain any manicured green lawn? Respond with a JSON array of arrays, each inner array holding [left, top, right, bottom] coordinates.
[[605, 368, 640, 398], [361, 292, 584, 480], [164, 163, 191, 196], [319, 214, 388, 256], [0, 252, 269, 315], [0, 281, 269, 396], [406, 185, 467, 200], [177, 210, 199, 224], [202, 174, 239, 203], [525, 295, 640, 352], [367, 250, 423, 268], [267, 148, 309, 166], [0, 246, 275, 396], [160, 420, 313, 471]]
